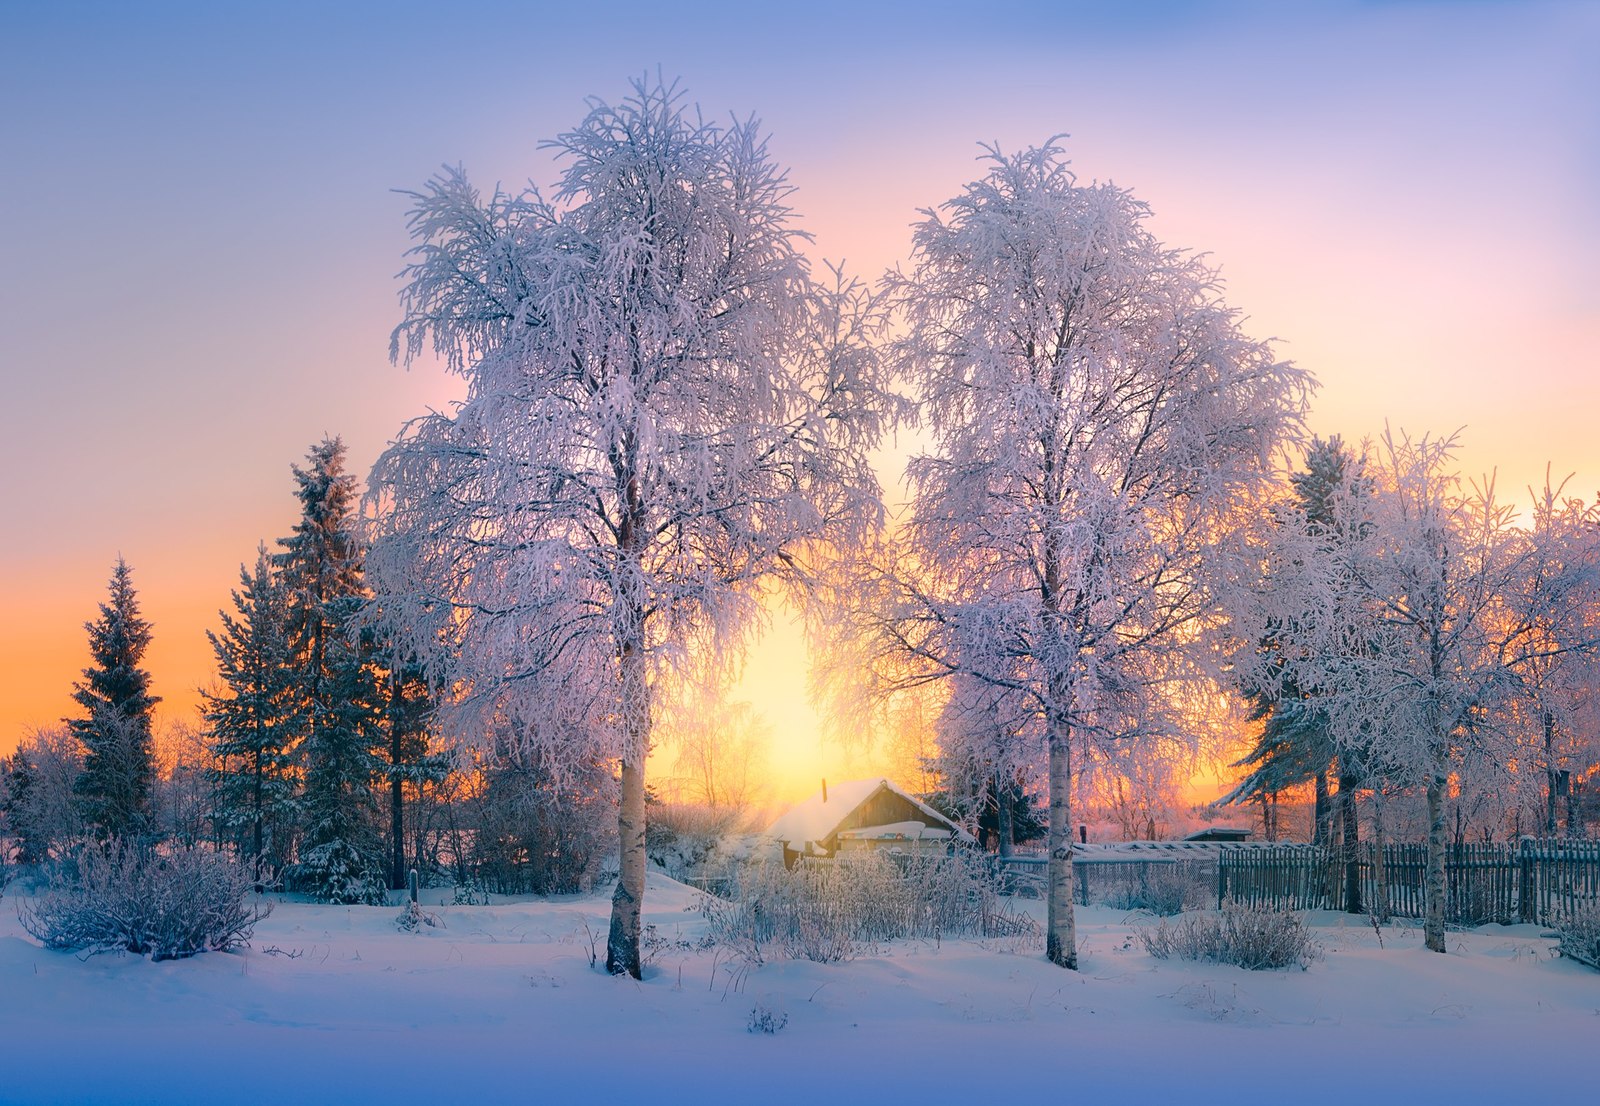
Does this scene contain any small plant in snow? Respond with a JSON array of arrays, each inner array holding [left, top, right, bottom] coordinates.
[[19, 838, 269, 960], [451, 876, 489, 906], [1138, 901, 1320, 971], [1554, 901, 1600, 969], [747, 1003, 788, 1034], [395, 900, 443, 932]]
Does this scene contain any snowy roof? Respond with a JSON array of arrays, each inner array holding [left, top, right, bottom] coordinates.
[[837, 821, 955, 840], [766, 778, 972, 852]]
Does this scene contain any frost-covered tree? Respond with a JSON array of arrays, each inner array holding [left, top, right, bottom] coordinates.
[[1, 727, 85, 864], [71, 557, 161, 838], [203, 547, 300, 882], [1510, 475, 1600, 837], [1226, 436, 1369, 907], [859, 142, 1310, 968], [1242, 430, 1600, 952], [367, 79, 892, 976], [279, 438, 386, 904]]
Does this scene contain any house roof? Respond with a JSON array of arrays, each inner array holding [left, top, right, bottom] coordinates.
[[765, 778, 972, 852]]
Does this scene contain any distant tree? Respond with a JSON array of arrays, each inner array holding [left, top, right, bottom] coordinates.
[[70, 557, 161, 837], [367, 79, 892, 976], [278, 438, 386, 904], [203, 547, 300, 882], [1, 727, 85, 864], [659, 689, 771, 814], [855, 142, 1310, 968]]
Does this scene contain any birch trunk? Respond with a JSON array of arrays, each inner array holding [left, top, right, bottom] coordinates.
[[1424, 773, 1448, 953], [607, 628, 649, 978], [1046, 709, 1077, 969]]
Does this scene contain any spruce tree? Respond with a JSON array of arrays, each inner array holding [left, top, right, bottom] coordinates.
[[203, 546, 300, 883], [277, 438, 387, 904], [70, 557, 160, 838], [1229, 437, 1368, 908]]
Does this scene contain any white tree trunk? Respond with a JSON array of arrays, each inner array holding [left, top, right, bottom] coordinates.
[[1424, 773, 1448, 953], [1046, 710, 1077, 969], [607, 636, 649, 978]]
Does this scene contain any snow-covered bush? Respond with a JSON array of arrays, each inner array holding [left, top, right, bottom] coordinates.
[[20, 838, 269, 960], [1138, 901, 1319, 970], [703, 850, 1034, 963], [747, 1003, 788, 1034], [1555, 902, 1600, 969]]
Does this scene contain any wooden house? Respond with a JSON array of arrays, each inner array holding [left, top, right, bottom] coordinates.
[[766, 778, 974, 867]]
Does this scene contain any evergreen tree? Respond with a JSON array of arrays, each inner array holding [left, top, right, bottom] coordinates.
[[70, 557, 160, 838], [1228, 437, 1368, 910], [203, 546, 300, 883], [277, 438, 387, 904]]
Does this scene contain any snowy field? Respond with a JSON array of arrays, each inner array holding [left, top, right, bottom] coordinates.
[[2, 873, 1595, 1105]]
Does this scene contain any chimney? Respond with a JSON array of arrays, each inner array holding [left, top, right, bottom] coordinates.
[[821, 778, 828, 803]]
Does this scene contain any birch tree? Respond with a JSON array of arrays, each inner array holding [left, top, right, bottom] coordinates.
[[367, 78, 890, 977], [862, 142, 1309, 968], [1245, 430, 1600, 952]]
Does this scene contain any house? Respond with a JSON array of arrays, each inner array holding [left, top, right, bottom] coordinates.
[[1182, 826, 1253, 843], [766, 778, 975, 867]]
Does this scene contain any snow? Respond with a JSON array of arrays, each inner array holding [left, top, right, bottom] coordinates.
[[3, 875, 1596, 1103], [836, 820, 953, 840], [766, 777, 970, 852]]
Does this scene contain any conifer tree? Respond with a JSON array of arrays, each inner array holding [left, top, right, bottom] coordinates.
[[1228, 437, 1367, 908], [278, 438, 386, 904], [70, 557, 160, 838], [203, 546, 299, 882]]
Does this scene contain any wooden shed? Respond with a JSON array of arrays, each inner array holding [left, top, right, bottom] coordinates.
[[766, 778, 974, 868]]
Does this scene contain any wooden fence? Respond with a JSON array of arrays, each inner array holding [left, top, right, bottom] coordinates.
[[1218, 840, 1600, 926]]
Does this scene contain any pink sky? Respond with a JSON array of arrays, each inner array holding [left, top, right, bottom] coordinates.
[[2, 2, 1596, 797]]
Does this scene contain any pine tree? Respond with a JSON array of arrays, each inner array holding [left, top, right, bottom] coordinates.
[[70, 557, 160, 838], [277, 438, 386, 904], [203, 546, 300, 883]]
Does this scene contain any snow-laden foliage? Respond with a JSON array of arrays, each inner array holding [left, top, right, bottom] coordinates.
[[1229, 429, 1600, 951], [1138, 901, 1319, 970], [367, 78, 894, 977], [20, 838, 269, 960], [847, 141, 1311, 969], [1, 727, 84, 866]]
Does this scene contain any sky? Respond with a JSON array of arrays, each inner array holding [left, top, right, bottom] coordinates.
[[2, 0, 1596, 800]]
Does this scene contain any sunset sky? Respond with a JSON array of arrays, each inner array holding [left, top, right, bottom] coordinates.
[[2, 0, 1596, 800]]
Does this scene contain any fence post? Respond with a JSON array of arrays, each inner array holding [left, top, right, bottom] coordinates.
[[1518, 839, 1536, 925]]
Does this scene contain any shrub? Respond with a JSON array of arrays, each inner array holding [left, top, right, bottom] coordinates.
[[1555, 901, 1600, 969], [703, 849, 1035, 963], [747, 1003, 788, 1034], [19, 838, 269, 960], [1138, 900, 1319, 970]]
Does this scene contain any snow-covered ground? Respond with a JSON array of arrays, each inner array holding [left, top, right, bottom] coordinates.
[[2, 873, 1595, 1105]]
